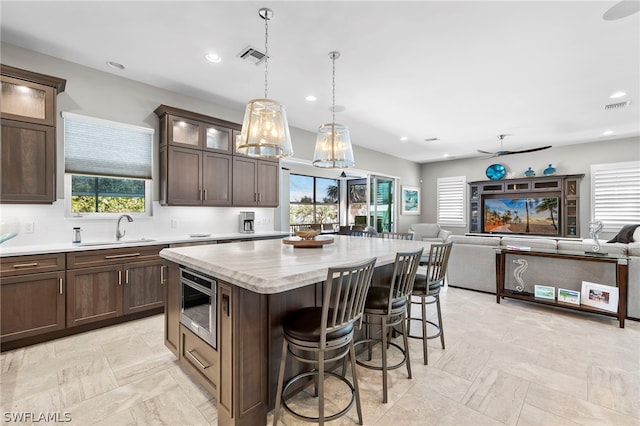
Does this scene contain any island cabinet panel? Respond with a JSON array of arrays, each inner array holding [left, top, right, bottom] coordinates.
[[180, 324, 219, 397], [217, 281, 270, 426], [164, 262, 180, 357], [66, 265, 123, 327], [0, 253, 66, 343]]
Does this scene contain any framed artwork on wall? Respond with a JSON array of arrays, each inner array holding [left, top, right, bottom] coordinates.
[[401, 185, 420, 215]]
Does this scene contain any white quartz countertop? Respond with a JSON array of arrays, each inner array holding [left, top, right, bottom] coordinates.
[[159, 235, 427, 294], [0, 231, 290, 257]]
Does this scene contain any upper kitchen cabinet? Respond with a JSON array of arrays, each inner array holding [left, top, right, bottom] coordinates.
[[156, 105, 235, 206], [1, 65, 66, 204], [155, 104, 237, 154], [232, 156, 279, 207]]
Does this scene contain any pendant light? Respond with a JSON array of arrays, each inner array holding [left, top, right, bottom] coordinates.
[[237, 8, 293, 159], [313, 51, 355, 168]]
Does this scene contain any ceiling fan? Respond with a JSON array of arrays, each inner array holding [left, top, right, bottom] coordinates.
[[338, 170, 364, 179], [478, 134, 552, 157]]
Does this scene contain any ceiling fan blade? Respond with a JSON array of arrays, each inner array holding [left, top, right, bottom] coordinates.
[[498, 145, 552, 156], [476, 149, 495, 155]]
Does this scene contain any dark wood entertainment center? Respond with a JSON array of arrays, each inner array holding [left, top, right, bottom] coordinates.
[[469, 174, 584, 238]]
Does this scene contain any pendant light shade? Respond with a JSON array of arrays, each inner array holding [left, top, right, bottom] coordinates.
[[313, 123, 354, 168], [237, 8, 293, 159], [239, 99, 292, 158], [313, 51, 355, 168]]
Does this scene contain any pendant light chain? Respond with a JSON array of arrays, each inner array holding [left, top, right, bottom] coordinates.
[[332, 53, 336, 124], [263, 10, 269, 99]]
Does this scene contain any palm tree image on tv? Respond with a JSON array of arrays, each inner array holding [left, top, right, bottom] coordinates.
[[484, 197, 559, 235]]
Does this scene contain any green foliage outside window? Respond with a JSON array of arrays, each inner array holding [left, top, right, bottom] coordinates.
[[71, 175, 145, 213]]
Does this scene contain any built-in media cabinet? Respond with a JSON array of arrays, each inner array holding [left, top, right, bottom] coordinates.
[[469, 174, 584, 238]]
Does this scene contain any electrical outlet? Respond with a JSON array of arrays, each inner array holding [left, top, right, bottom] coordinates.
[[23, 222, 35, 233], [170, 219, 178, 229]]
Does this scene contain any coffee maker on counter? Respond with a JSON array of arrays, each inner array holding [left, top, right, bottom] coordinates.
[[239, 211, 255, 234]]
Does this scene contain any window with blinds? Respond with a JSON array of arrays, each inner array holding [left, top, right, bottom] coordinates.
[[62, 112, 154, 216], [437, 176, 466, 227], [591, 161, 640, 233]]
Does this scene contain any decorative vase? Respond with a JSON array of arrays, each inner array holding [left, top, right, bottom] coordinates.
[[524, 167, 535, 177], [543, 164, 556, 175]]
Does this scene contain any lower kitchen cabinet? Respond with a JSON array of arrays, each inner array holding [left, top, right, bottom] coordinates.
[[0, 253, 66, 343], [66, 245, 167, 328], [123, 259, 166, 314], [66, 265, 123, 327]]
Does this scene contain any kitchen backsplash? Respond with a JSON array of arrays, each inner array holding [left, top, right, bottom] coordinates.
[[0, 202, 277, 248]]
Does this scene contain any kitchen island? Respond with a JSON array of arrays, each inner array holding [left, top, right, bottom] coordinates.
[[159, 235, 426, 426]]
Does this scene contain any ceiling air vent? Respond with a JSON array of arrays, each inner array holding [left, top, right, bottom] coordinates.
[[604, 101, 631, 110], [237, 46, 268, 65]]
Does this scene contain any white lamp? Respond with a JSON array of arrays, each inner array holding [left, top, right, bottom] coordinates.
[[237, 8, 293, 159], [313, 51, 355, 168]]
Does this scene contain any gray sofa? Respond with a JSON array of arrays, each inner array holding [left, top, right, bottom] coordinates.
[[409, 223, 452, 243], [446, 234, 640, 320]]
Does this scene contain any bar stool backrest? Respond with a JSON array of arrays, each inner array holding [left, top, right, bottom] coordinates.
[[388, 248, 424, 313], [380, 232, 414, 240], [321, 257, 377, 347], [424, 241, 453, 286]]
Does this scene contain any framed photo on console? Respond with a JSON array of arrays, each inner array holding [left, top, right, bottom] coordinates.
[[534, 285, 555, 300], [401, 185, 420, 215], [581, 281, 619, 313], [557, 288, 580, 305]]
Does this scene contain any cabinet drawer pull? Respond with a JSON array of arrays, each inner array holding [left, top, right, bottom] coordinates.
[[161, 265, 166, 283], [203, 189, 207, 200], [59, 278, 63, 295], [12, 262, 39, 268], [258, 192, 262, 202], [187, 349, 210, 370], [104, 253, 141, 259], [125, 269, 129, 284], [118, 270, 122, 286]]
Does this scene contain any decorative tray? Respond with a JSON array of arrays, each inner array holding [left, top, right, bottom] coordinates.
[[282, 236, 334, 248]]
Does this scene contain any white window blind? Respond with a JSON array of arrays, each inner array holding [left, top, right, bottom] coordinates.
[[591, 161, 640, 233], [63, 112, 154, 179], [437, 176, 466, 227]]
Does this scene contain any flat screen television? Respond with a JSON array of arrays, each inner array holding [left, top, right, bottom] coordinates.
[[482, 195, 560, 236]]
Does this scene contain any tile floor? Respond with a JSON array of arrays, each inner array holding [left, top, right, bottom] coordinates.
[[1, 286, 639, 425]]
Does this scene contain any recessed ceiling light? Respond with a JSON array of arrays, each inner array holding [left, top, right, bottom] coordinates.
[[602, 130, 615, 136], [106, 61, 125, 70], [400, 136, 408, 141], [610, 91, 627, 99], [205, 53, 222, 63], [305, 95, 318, 102]]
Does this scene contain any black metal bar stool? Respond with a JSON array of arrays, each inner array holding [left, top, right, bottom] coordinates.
[[354, 248, 423, 403], [272, 257, 377, 425], [407, 241, 453, 365]]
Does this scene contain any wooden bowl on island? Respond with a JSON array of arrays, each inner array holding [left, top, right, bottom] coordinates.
[[295, 229, 320, 240]]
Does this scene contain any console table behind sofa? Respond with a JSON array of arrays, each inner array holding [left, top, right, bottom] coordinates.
[[446, 234, 639, 321]]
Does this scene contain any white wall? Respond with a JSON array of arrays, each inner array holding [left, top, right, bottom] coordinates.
[[0, 42, 421, 248], [419, 137, 640, 239]]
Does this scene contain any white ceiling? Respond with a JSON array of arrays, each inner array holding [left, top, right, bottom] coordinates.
[[1, 1, 639, 163]]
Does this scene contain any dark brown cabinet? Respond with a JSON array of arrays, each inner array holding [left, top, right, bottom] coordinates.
[[0, 65, 66, 204], [468, 174, 583, 238], [232, 156, 279, 207], [156, 105, 235, 206], [66, 245, 167, 327], [0, 253, 66, 343]]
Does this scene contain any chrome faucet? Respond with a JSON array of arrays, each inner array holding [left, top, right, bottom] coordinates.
[[116, 214, 134, 241]]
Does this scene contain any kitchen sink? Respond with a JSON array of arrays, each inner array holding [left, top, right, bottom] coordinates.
[[77, 238, 156, 247]]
